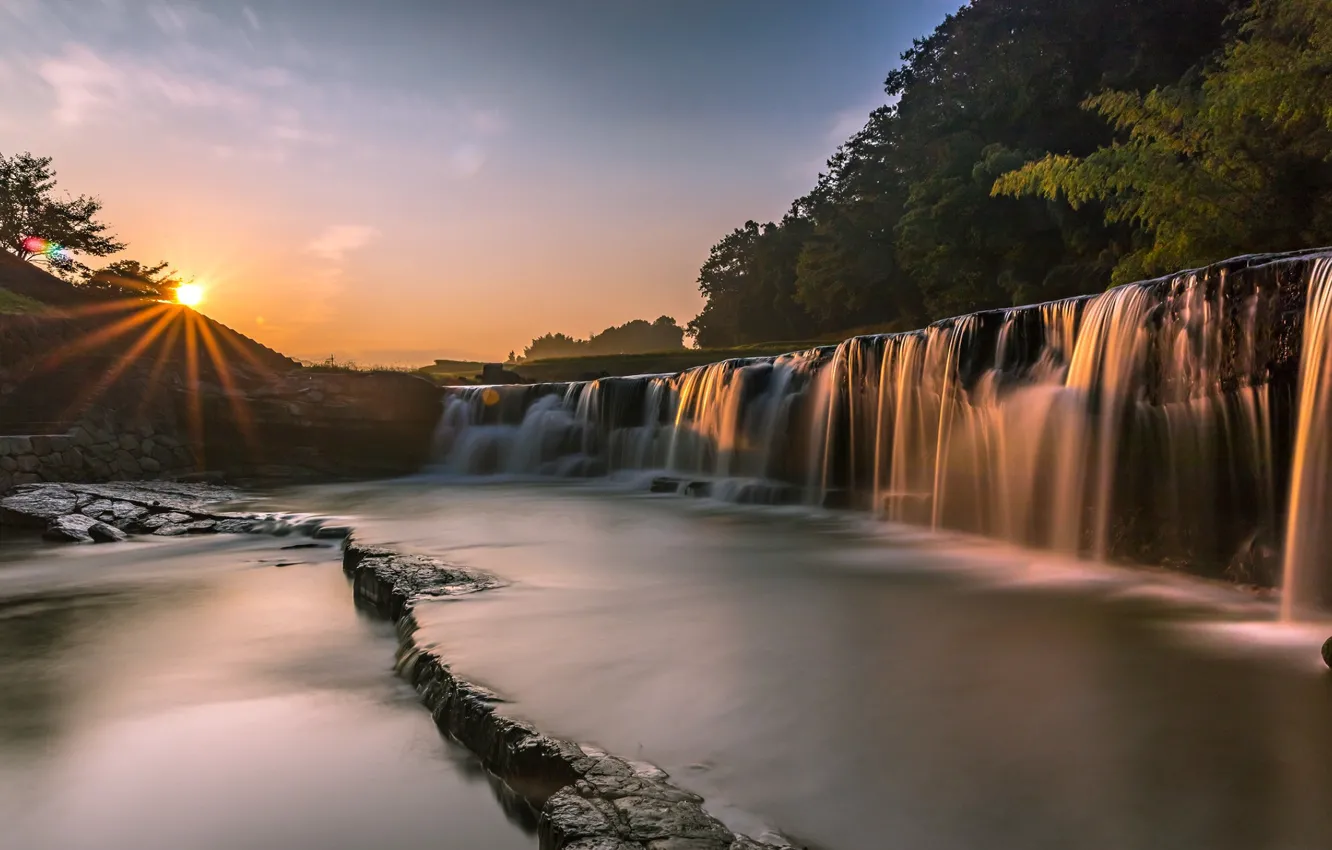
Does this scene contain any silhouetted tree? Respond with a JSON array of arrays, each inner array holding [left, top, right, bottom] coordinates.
[[81, 260, 184, 300], [0, 152, 124, 279], [521, 317, 689, 360]]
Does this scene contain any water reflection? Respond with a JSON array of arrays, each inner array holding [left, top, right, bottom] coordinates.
[[0, 535, 532, 850]]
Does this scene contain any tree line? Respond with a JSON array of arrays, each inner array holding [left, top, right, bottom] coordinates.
[[0, 151, 186, 300], [517, 316, 686, 361], [687, 0, 1332, 347]]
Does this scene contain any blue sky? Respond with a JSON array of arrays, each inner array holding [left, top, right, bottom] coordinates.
[[0, 0, 957, 362]]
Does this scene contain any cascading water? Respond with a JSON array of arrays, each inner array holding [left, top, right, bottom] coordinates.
[[434, 250, 1332, 613], [1280, 258, 1332, 618]]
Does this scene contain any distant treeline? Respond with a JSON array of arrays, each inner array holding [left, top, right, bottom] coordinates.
[[519, 316, 686, 361], [688, 0, 1332, 347]]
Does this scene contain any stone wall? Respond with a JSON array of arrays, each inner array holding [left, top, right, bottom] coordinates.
[[0, 415, 196, 495]]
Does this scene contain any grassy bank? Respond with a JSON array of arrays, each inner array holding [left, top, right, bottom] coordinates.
[[0, 287, 49, 315]]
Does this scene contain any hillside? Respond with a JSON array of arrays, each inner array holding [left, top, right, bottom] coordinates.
[[0, 251, 297, 372]]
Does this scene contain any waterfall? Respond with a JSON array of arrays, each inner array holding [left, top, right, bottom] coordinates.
[[1281, 258, 1332, 617], [433, 250, 1332, 608]]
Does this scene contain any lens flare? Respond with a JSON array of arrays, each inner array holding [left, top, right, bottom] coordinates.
[[175, 283, 205, 307], [21, 235, 68, 260]]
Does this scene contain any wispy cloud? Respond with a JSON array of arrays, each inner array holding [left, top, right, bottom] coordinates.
[[242, 5, 260, 31], [39, 42, 252, 125], [307, 225, 378, 263], [449, 145, 487, 178], [39, 44, 124, 125]]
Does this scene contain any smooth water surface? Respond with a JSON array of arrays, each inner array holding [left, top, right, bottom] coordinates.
[[0, 532, 532, 850], [282, 478, 1332, 850]]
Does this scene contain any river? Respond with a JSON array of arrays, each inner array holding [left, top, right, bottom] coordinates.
[[5, 479, 1332, 850], [0, 531, 532, 850], [282, 477, 1332, 850]]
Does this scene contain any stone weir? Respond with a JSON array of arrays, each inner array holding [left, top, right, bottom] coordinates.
[[433, 249, 1332, 610], [342, 537, 790, 850]]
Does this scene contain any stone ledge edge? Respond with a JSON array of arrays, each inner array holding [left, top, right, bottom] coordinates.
[[341, 534, 795, 850]]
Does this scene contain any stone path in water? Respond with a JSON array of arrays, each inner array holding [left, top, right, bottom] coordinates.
[[343, 537, 790, 850], [0, 482, 793, 849]]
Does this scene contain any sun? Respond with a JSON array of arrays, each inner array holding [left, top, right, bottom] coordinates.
[[175, 283, 205, 307]]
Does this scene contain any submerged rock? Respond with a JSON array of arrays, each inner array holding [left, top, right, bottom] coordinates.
[[649, 477, 680, 494]]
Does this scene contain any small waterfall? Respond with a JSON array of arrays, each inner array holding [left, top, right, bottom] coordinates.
[[432, 250, 1332, 611], [1281, 258, 1332, 617]]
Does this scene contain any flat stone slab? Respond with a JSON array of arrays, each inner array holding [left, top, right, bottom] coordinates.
[[0, 482, 342, 545]]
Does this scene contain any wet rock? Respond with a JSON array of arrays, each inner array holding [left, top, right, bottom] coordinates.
[[1322, 636, 1332, 669], [342, 538, 500, 618], [214, 517, 259, 534], [42, 513, 124, 543], [314, 524, 351, 540], [646, 839, 731, 850], [1, 485, 78, 527], [563, 839, 642, 850], [142, 511, 192, 529], [650, 477, 680, 494], [578, 775, 703, 805], [613, 798, 732, 844], [541, 789, 619, 843], [683, 481, 711, 498], [153, 524, 189, 536], [88, 522, 128, 543]]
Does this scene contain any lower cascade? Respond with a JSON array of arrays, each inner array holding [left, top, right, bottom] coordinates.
[[434, 249, 1332, 614]]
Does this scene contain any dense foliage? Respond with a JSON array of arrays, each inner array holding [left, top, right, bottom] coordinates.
[[690, 0, 1332, 345], [521, 316, 686, 360]]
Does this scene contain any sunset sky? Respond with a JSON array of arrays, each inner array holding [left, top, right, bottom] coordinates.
[[0, 0, 954, 363]]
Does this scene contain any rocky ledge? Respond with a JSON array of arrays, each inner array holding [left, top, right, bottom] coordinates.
[[341, 537, 793, 850], [0, 481, 347, 544]]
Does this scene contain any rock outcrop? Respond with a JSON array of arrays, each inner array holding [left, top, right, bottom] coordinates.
[[0, 481, 347, 542]]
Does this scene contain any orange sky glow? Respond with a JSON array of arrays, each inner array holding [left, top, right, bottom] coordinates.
[[1, 0, 953, 365]]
